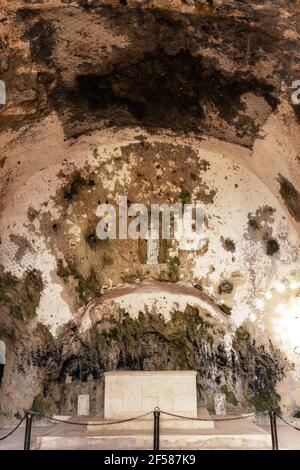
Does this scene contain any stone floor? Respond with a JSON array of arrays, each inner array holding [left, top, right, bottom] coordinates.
[[1, 420, 300, 450]]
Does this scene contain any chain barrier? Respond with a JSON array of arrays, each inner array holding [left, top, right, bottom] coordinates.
[[1, 408, 261, 437], [160, 409, 257, 422], [33, 408, 259, 425], [3, 407, 300, 453], [32, 410, 153, 426], [0, 415, 26, 441], [275, 411, 300, 431]]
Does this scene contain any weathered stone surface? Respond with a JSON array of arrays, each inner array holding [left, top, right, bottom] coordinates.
[[1, 1, 300, 140], [0, 0, 300, 421], [104, 370, 197, 418], [77, 393, 90, 416], [214, 392, 226, 416]]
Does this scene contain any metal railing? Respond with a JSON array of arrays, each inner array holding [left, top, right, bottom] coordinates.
[[1, 407, 299, 450]]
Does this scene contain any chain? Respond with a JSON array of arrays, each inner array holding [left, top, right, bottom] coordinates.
[[88, 411, 153, 426], [275, 412, 300, 431], [32, 410, 153, 426], [0, 408, 267, 437], [160, 409, 256, 422], [0, 415, 26, 441]]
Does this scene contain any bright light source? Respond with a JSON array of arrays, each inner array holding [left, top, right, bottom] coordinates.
[[276, 282, 286, 293], [265, 291, 272, 300], [255, 298, 265, 310], [275, 303, 286, 315], [272, 297, 300, 355]]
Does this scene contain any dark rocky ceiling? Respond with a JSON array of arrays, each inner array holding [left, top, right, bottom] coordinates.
[[1, 0, 299, 145]]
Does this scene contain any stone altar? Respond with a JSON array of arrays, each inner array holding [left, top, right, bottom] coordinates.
[[104, 370, 197, 419]]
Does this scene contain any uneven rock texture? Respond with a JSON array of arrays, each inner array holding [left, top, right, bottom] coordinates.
[[2, 1, 300, 140], [0, 1, 300, 419]]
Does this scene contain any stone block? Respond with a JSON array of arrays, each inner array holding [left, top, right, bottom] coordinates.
[[104, 371, 197, 419], [214, 392, 226, 416], [77, 394, 90, 416]]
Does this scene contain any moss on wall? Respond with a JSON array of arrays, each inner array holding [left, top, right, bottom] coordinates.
[[248, 390, 280, 413], [88, 304, 217, 372], [57, 257, 101, 306], [121, 271, 144, 284], [32, 394, 57, 417], [220, 385, 238, 406], [53, 307, 290, 411], [233, 326, 290, 411], [0, 269, 44, 321], [159, 256, 180, 283]]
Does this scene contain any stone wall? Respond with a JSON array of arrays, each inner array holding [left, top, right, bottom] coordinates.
[[0, 0, 300, 419]]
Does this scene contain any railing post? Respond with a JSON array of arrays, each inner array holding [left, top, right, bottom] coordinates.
[[153, 407, 160, 451], [269, 409, 278, 450], [24, 410, 34, 451]]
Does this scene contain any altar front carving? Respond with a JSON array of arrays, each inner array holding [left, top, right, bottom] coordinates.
[[104, 370, 197, 419]]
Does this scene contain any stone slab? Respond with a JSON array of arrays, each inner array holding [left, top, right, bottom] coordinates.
[[104, 371, 197, 419], [77, 394, 90, 416], [36, 419, 272, 450]]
